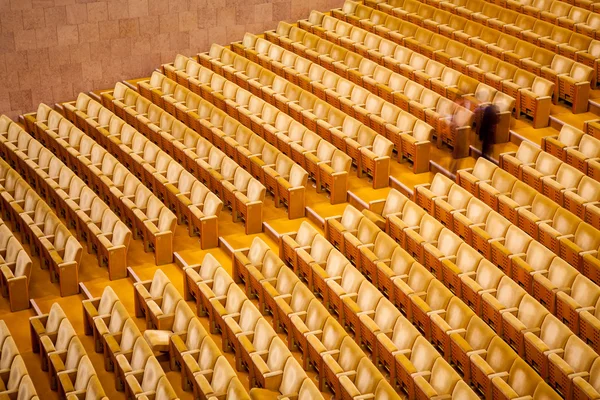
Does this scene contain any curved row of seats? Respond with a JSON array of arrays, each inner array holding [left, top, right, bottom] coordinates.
[[192, 48, 400, 186], [150, 65, 391, 197], [301, 6, 555, 130], [32, 101, 205, 264], [29, 304, 109, 399], [492, 142, 600, 229], [416, 173, 600, 353], [233, 235, 471, 399], [147, 72, 310, 220], [541, 123, 600, 181], [232, 237, 400, 398], [231, 33, 434, 173], [13, 110, 169, 280], [97, 82, 268, 234], [290, 15, 519, 146], [291, 11, 524, 128], [346, 188, 598, 398], [130, 72, 354, 206], [16, 109, 133, 278], [79, 284, 190, 399], [368, 0, 600, 37], [331, 0, 591, 115], [500, 142, 600, 225], [0, 148, 82, 296], [287, 214, 559, 399], [62, 94, 222, 249], [487, 141, 600, 228], [111, 78, 268, 233], [0, 216, 31, 311], [289, 8, 553, 133], [256, 22, 474, 161], [130, 72, 311, 218], [365, 0, 600, 89], [366, 0, 597, 46], [56, 97, 222, 249], [246, 29, 481, 161], [0, 321, 39, 399], [418, 0, 600, 36], [180, 253, 328, 399]]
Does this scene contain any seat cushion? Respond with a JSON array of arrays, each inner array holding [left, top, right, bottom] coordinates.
[[249, 388, 280, 400], [143, 330, 172, 353]]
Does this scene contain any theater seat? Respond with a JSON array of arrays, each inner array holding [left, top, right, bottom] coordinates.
[[572, 357, 600, 400], [29, 303, 66, 354], [523, 314, 573, 379], [133, 269, 170, 319], [547, 335, 599, 397], [57, 355, 97, 399]]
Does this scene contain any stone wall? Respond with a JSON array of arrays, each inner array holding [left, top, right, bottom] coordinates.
[[0, 0, 344, 119]]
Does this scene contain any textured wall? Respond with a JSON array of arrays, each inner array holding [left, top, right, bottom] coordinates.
[[0, 0, 344, 120]]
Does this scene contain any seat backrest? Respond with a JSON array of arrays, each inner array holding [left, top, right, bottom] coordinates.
[[539, 314, 573, 351], [571, 274, 600, 307], [563, 335, 599, 373], [140, 356, 164, 393], [464, 316, 496, 351], [496, 276, 526, 308], [428, 358, 462, 396]]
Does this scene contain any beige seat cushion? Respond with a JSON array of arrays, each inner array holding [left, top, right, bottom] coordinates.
[[143, 330, 172, 353]]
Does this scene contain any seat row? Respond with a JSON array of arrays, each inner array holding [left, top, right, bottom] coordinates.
[[125, 76, 270, 232], [296, 11, 521, 137], [256, 24, 469, 165], [99, 82, 267, 234], [131, 71, 310, 219], [542, 123, 600, 181], [29, 304, 109, 399], [371, 0, 600, 36], [416, 173, 600, 353], [291, 9, 553, 130], [326, 1, 571, 116], [499, 141, 600, 226], [159, 75, 311, 219], [284, 217, 558, 399], [131, 72, 354, 208], [137, 268, 307, 400], [368, 0, 600, 88], [152, 64, 389, 200], [500, 139, 600, 225], [78, 285, 185, 400], [0, 217, 31, 311], [0, 321, 39, 400], [180, 254, 327, 400], [230, 33, 434, 174], [233, 235, 448, 399], [48, 99, 210, 256], [253, 26, 481, 160], [0, 153, 82, 297], [367, 190, 600, 399], [342, 189, 598, 398], [29, 101, 192, 264], [334, 1, 593, 114], [470, 0, 599, 34], [14, 112, 160, 281], [14, 110, 134, 280], [288, 16, 518, 147], [63, 94, 223, 246], [192, 49, 401, 186]]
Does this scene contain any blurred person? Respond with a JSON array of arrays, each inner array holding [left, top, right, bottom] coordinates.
[[476, 102, 499, 161]]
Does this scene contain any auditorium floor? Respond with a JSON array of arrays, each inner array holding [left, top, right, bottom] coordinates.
[[1, 82, 599, 400]]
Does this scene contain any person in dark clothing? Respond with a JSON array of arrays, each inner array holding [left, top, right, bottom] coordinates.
[[477, 103, 500, 161]]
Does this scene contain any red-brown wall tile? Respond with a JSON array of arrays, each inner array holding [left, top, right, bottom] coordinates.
[[0, 0, 344, 120]]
